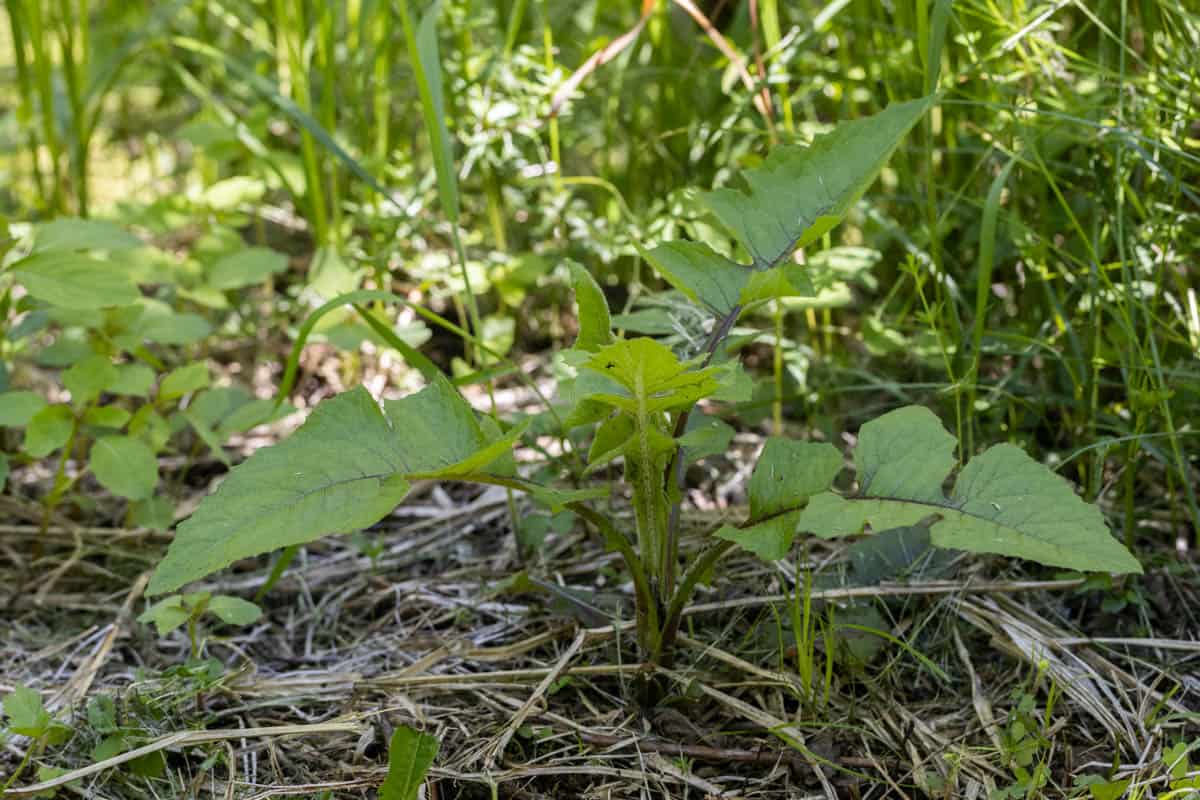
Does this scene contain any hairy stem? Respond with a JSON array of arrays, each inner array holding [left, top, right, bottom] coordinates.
[[661, 304, 742, 601]]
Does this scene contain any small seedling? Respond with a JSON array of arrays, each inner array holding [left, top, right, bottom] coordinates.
[[139, 591, 262, 659], [1, 685, 71, 792]]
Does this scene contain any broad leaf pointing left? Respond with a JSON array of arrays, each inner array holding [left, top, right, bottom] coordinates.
[[148, 380, 519, 595]]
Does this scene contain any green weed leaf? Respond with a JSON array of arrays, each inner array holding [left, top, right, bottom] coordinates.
[[798, 406, 1142, 573], [32, 218, 142, 253], [644, 97, 932, 315], [148, 379, 521, 595], [109, 364, 156, 397], [717, 438, 843, 560], [24, 405, 74, 457], [0, 391, 49, 426], [3, 685, 51, 737], [583, 339, 721, 415], [206, 595, 263, 626], [11, 252, 141, 309], [138, 594, 194, 635], [63, 355, 117, 406], [704, 97, 934, 267], [90, 436, 159, 501], [380, 725, 440, 800], [83, 406, 131, 429], [568, 261, 613, 352], [678, 416, 735, 463], [208, 247, 288, 290], [147, 387, 412, 595], [641, 241, 748, 316], [159, 362, 210, 401]]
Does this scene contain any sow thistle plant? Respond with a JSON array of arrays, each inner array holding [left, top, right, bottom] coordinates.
[[147, 97, 1140, 674]]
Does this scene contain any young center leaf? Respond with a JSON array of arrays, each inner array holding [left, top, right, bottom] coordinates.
[[643, 96, 934, 316], [582, 338, 722, 416], [716, 438, 843, 560], [798, 406, 1142, 574], [148, 378, 520, 595]]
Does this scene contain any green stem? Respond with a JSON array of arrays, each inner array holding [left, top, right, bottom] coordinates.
[[654, 539, 736, 665], [662, 303, 742, 601]]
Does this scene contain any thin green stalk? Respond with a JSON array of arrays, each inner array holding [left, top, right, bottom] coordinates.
[[56, 0, 88, 215], [273, 0, 330, 244], [502, 0, 527, 58], [26, 0, 65, 213], [538, 0, 561, 191], [5, 0, 47, 206], [759, 0, 793, 132], [317, 3, 342, 245], [654, 539, 736, 665], [966, 154, 1017, 455], [372, 0, 393, 163], [772, 299, 784, 435]]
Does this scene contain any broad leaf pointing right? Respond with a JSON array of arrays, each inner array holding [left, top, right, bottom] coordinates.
[[798, 406, 1141, 574]]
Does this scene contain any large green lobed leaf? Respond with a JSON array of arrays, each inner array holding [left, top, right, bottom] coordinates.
[[643, 97, 933, 316], [716, 438, 843, 561], [703, 96, 935, 268], [149, 379, 520, 595], [798, 406, 1142, 574]]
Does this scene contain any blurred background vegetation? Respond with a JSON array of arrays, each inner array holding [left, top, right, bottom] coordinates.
[[1, 0, 1197, 557]]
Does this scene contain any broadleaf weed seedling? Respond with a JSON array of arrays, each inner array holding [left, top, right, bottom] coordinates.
[[145, 97, 1141, 700]]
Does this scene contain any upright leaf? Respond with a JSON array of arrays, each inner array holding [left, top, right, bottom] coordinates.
[[582, 339, 721, 415], [3, 685, 51, 737], [24, 405, 74, 458], [398, 0, 458, 222], [568, 261, 613, 352], [380, 726, 440, 800], [703, 96, 934, 267], [798, 406, 1142, 573], [642, 97, 931, 319], [63, 355, 117, 406]]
